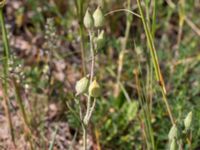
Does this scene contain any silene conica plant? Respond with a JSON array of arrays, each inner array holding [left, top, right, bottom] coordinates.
[[72, 6, 105, 150], [168, 111, 193, 150]]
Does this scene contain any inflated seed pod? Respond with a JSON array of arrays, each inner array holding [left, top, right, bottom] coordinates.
[[184, 111, 192, 130], [93, 6, 104, 28], [170, 139, 177, 150], [168, 125, 177, 141], [83, 9, 94, 29], [89, 79, 101, 97], [94, 30, 105, 50], [75, 77, 89, 96]]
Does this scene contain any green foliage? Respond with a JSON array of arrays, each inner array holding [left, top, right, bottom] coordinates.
[[0, 0, 200, 149]]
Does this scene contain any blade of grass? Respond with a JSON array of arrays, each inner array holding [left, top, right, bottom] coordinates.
[[0, 8, 16, 146], [115, 0, 133, 97], [136, 0, 175, 125], [74, 0, 86, 75], [48, 125, 58, 150], [12, 77, 34, 150], [151, 0, 157, 39], [134, 68, 155, 150]]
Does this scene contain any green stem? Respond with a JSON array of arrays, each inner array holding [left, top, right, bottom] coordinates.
[[82, 124, 87, 150], [13, 78, 29, 126], [151, 0, 157, 39], [136, 0, 175, 125], [82, 30, 95, 150], [75, 0, 86, 75], [0, 8, 15, 145], [116, 0, 132, 96], [80, 26, 86, 75]]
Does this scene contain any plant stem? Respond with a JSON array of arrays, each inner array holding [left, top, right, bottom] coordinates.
[[151, 0, 157, 39], [80, 26, 86, 75], [116, 0, 132, 96], [84, 30, 95, 123], [134, 68, 155, 150], [136, 0, 175, 125], [0, 8, 16, 145], [82, 30, 95, 150], [75, 0, 87, 75], [82, 124, 87, 150], [12, 77, 34, 150], [89, 30, 95, 83]]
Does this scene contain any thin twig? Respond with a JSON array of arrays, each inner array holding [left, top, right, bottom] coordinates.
[[185, 16, 200, 36], [105, 9, 141, 18], [0, 8, 16, 146]]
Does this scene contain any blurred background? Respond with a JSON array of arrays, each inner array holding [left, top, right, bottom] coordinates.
[[0, 0, 200, 149]]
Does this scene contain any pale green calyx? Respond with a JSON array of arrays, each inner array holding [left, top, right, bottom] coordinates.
[[95, 30, 105, 50], [170, 139, 177, 150], [75, 77, 89, 96], [93, 6, 104, 28], [168, 125, 177, 141], [83, 9, 94, 29], [89, 79, 101, 97], [184, 111, 192, 130]]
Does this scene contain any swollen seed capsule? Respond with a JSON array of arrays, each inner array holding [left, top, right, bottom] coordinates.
[[83, 9, 94, 29], [170, 139, 177, 150], [168, 125, 177, 141], [93, 6, 104, 28], [184, 111, 192, 130], [89, 79, 101, 97], [75, 77, 89, 96], [95, 30, 105, 50]]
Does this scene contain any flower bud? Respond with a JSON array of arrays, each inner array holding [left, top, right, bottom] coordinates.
[[93, 6, 104, 28], [94, 30, 105, 50], [0, 0, 6, 8], [168, 125, 177, 141], [75, 77, 89, 96], [89, 79, 101, 97], [83, 9, 94, 29], [170, 139, 177, 150], [184, 111, 192, 130]]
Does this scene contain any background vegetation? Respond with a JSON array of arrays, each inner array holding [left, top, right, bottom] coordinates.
[[0, 0, 200, 149]]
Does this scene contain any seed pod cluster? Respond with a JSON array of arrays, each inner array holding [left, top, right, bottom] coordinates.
[[83, 6, 104, 29], [75, 77, 101, 98]]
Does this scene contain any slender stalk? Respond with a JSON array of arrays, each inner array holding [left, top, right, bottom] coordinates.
[[83, 30, 94, 125], [136, 0, 175, 125], [13, 78, 29, 125], [82, 124, 87, 150], [82, 30, 96, 150], [135, 68, 155, 150], [80, 27, 86, 75], [105, 9, 141, 18], [115, 0, 132, 96], [151, 0, 157, 39], [177, 0, 185, 48], [0, 8, 16, 145], [75, 0, 87, 75], [88, 30, 95, 83], [12, 77, 34, 150]]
